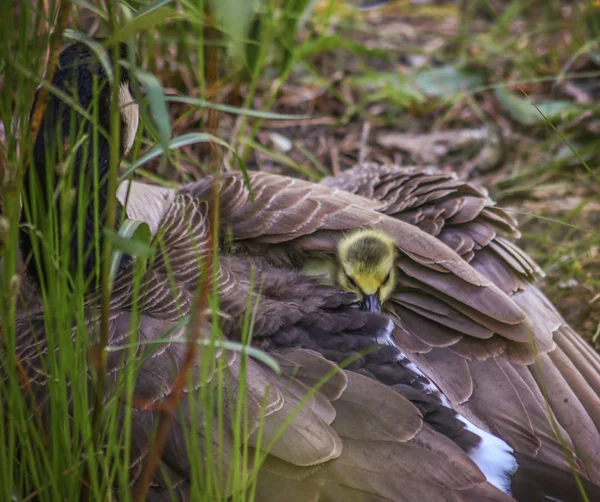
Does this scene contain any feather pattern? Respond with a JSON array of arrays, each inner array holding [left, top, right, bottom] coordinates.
[[118, 168, 600, 500], [13, 187, 518, 501], [321, 163, 600, 485]]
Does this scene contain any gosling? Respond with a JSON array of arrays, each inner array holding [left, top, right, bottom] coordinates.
[[334, 229, 397, 313]]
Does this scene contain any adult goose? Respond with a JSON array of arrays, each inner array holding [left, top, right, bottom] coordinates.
[[8, 42, 540, 502], [122, 168, 600, 499]]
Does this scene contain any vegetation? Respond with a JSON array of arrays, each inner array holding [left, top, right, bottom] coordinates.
[[1, 0, 600, 500]]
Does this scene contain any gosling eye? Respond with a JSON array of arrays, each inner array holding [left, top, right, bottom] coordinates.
[[383, 271, 391, 284], [346, 276, 358, 289]]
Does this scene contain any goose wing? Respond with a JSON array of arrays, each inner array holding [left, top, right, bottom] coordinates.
[[321, 163, 600, 484], [320, 163, 537, 275], [115, 177, 600, 500], [124, 192, 492, 501], [11, 286, 508, 501], [177, 172, 548, 362], [177, 169, 600, 486], [181, 171, 527, 335]]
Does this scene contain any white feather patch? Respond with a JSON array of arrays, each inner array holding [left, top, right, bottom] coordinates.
[[117, 180, 176, 235], [457, 414, 518, 495], [395, 350, 518, 493], [118, 83, 139, 155]]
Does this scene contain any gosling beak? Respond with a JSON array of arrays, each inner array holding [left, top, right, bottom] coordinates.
[[361, 293, 382, 313]]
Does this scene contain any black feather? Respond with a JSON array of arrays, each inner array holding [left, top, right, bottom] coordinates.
[[20, 42, 133, 287]]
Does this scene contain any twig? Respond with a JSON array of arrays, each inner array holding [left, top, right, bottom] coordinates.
[[225, 114, 245, 172], [2, 0, 71, 467], [16, 0, 72, 281], [330, 137, 340, 176]]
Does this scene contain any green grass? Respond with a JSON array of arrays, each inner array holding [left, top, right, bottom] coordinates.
[[0, 1, 316, 500], [0, 0, 353, 498]]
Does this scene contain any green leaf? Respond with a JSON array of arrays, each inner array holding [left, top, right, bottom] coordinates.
[[495, 88, 583, 126], [555, 141, 596, 167], [106, 219, 153, 286], [166, 96, 313, 120], [63, 31, 114, 82], [129, 67, 172, 150], [106, 326, 281, 374], [280, 0, 317, 69], [351, 72, 424, 108], [120, 133, 242, 179], [209, 0, 259, 62], [413, 66, 484, 98], [109, 0, 181, 42], [70, 1, 108, 20], [244, 16, 263, 78], [296, 34, 389, 60]]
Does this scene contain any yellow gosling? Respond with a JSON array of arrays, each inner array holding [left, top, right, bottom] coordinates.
[[335, 229, 397, 313]]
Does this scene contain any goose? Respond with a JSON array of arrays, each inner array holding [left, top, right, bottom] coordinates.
[[121, 166, 600, 499], [122, 165, 600, 500], [6, 41, 541, 502], [9, 41, 598, 501]]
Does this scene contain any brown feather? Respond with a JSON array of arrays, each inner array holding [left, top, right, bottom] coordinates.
[[83, 164, 600, 499], [319, 163, 600, 487]]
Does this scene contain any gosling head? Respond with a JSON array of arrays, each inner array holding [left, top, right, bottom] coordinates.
[[336, 229, 397, 313]]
